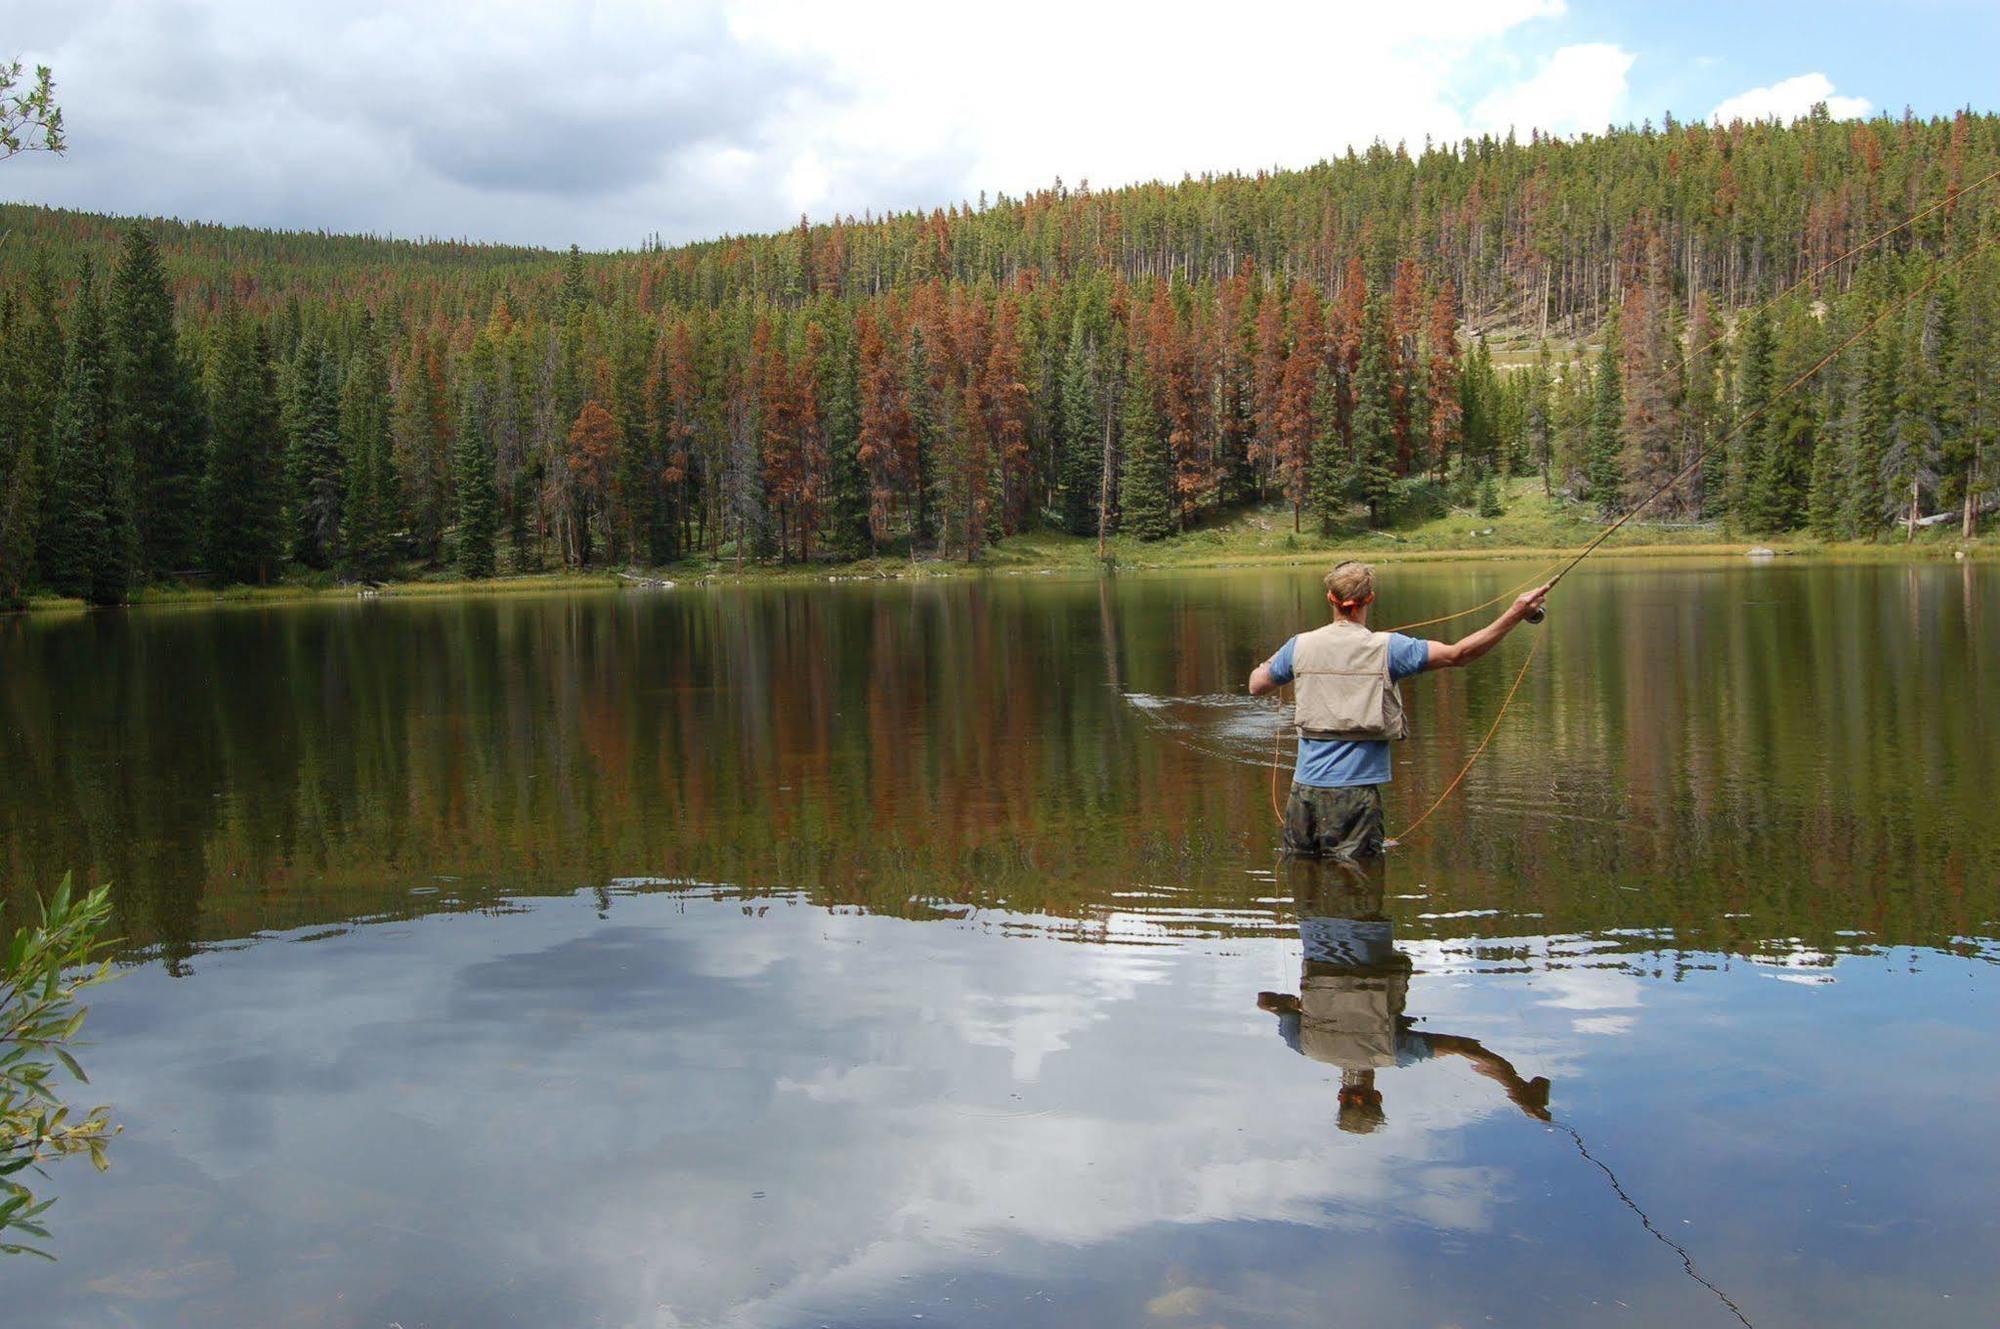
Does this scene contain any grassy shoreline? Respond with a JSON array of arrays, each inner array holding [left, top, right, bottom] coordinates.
[[18, 485, 1990, 613]]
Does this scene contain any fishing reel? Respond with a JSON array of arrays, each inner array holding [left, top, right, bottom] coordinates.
[[1525, 606, 1546, 625]]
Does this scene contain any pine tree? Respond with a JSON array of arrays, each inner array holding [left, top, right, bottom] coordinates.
[[1942, 258, 1996, 536], [40, 261, 131, 605], [1119, 354, 1172, 540], [904, 315, 941, 549], [340, 317, 396, 579], [560, 244, 590, 314], [1272, 285, 1322, 529], [817, 312, 870, 559], [1058, 314, 1103, 536], [852, 306, 908, 552], [1307, 367, 1348, 533], [941, 379, 989, 560], [1682, 294, 1718, 514], [1806, 329, 1851, 538], [1350, 301, 1399, 525], [394, 333, 454, 565], [1618, 245, 1680, 511], [0, 258, 62, 608], [985, 293, 1032, 534], [1477, 471, 1504, 517], [1425, 283, 1463, 477], [284, 338, 346, 568], [109, 225, 203, 578], [1806, 425, 1843, 538], [1844, 326, 1898, 537], [1887, 285, 1952, 538], [1586, 324, 1623, 517], [455, 390, 499, 578], [1525, 342, 1554, 494], [203, 314, 283, 584], [1726, 308, 1775, 525], [1457, 335, 1497, 475], [611, 320, 658, 564], [1747, 305, 1818, 532]]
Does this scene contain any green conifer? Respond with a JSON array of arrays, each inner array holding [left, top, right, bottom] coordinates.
[[1726, 309, 1776, 525], [40, 261, 132, 605], [818, 316, 870, 560], [1586, 329, 1623, 516], [1350, 306, 1399, 525], [0, 258, 63, 608], [1117, 355, 1172, 540], [203, 315, 284, 583], [340, 317, 396, 579], [1058, 315, 1104, 536], [455, 390, 499, 578], [110, 225, 204, 578], [284, 338, 345, 568], [1307, 369, 1349, 534]]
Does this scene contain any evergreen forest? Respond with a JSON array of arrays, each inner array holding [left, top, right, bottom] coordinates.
[[2, 106, 1998, 607]]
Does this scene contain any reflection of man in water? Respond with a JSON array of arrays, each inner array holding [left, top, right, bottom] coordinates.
[[1247, 561, 1549, 860], [1258, 860, 1550, 1133]]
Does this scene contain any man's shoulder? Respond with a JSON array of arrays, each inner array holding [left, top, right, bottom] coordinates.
[[1385, 632, 1431, 681]]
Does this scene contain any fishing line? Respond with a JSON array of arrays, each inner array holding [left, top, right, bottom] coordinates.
[[1552, 1117, 1757, 1328]]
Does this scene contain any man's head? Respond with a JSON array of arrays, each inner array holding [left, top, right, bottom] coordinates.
[[1324, 561, 1375, 622], [1336, 1069, 1386, 1134]]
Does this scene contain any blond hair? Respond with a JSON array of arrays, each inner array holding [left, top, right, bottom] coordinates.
[[1323, 560, 1375, 611]]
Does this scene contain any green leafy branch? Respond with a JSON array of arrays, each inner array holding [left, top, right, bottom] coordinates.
[[1, 874, 119, 1258], [0, 60, 65, 162]]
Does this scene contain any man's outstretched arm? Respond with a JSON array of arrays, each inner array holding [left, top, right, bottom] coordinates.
[[1426, 1033, 1553, 1121], [1424, 583, 1551, 671], [1248, 660, 1281, 696]]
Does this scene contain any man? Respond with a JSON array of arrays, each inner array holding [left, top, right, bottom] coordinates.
[[1257, 857, 1551, 1133], [1247, 560, 1549, 860]]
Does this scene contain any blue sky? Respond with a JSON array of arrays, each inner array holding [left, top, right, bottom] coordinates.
[[3, 0, 1994, 250], [1554, 0, 1996, 126]]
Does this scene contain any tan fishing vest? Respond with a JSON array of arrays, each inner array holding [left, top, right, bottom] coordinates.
[[1295, 970, 1410, 1069], [1291, 619, 1408, 742]]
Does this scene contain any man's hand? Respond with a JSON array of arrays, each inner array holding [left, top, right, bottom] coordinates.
[[1426, 582, 1554, 670], [1507, 582, 1552, 624]]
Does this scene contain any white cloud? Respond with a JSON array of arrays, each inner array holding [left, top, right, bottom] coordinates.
[[4, 0, 1638, 248], [1470, 43, 1636, 138], [1710, 72, 1871, 125]]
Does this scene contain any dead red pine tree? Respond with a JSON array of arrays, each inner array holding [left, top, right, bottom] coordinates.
[[854, 303, 911, 550], [1273, 282, 1324, 530], [1251, 283, 1286, 497], [1388, 257, 1426, 476], [794, 321, 829, 562], [1425, 281, 1461, 479], [983, 292, 1032, 534], [1620, 231, 1680, 509], [1146, 284, 1206, 531], [1330, 256, 1369, 455]]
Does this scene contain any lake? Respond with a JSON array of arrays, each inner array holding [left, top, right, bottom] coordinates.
[[2, 558, 1997, 1327]]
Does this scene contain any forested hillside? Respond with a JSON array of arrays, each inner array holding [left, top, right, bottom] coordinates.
[[1, 107, 1997, 605]]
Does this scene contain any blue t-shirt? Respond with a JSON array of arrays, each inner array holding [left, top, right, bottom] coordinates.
[[1266, 631, 1431, 788]]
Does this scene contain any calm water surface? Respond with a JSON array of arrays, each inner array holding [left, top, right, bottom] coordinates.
[[1, 559, 1996, 1327]]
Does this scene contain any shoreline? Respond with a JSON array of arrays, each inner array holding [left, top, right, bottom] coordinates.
[[14, 532, 1989, 614]]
